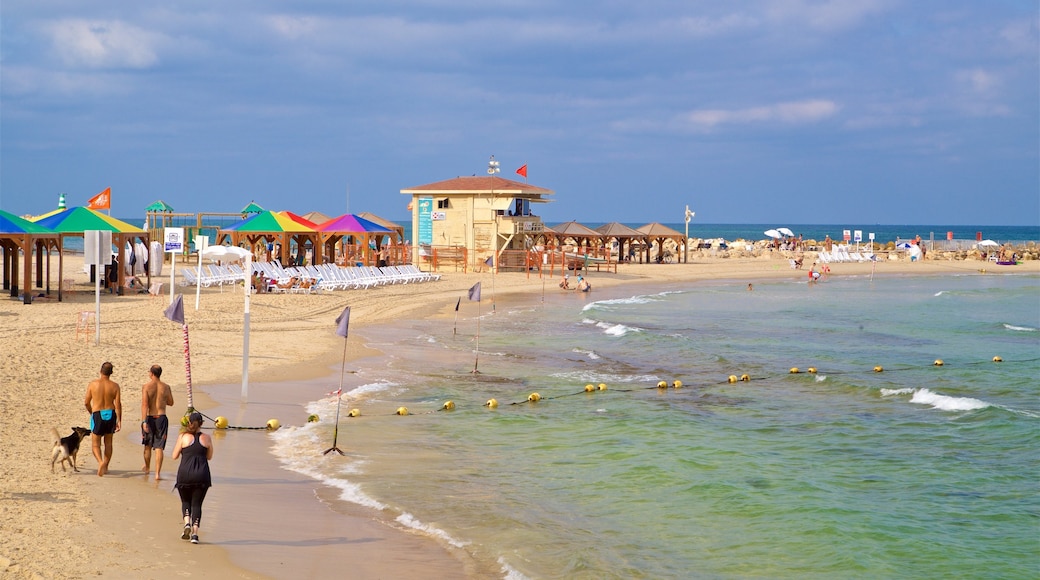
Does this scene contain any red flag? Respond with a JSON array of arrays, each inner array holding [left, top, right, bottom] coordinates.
[[515, 164, 527, 178], [87, 187, 111, 210]]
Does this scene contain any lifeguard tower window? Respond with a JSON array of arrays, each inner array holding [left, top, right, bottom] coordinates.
[[513, 199, 530, 216], [437, 198, 450, 209]]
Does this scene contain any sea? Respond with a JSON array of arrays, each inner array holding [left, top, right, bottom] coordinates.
[[269, 272, 1040, 579]]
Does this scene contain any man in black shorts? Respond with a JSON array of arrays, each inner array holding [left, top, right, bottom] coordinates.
[[84, 362, 122, 476], [141, 365, 175, 480]]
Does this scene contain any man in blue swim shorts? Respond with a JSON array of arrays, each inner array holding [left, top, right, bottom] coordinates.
[[84, 362, 122, 477]]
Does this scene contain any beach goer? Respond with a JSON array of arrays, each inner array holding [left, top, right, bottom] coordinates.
[[84, 361, 122, 477], [747, 283, 753, 291], [173, 412, 213, 544], [824, 235, 833, 252], [577, 276, 591, 292], [559, 275, 570, 290], [141, 365, 174, 480]]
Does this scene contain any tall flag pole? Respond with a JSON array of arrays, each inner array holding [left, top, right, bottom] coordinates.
[[468, 283, 481, 373], [453, 297, 461, 336], [324, 306, 351, 455], [163, 295, 194, 411]]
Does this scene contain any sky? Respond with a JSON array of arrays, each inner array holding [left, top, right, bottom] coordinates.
[[2, 1, 1037, 226]]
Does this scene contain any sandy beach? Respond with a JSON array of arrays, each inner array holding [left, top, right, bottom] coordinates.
[[1, 251, 1035, 579]]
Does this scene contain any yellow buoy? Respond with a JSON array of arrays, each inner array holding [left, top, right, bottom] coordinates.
[[528, 393, 541, 402], [442, 400, 456, 411], [992, 356, 1003, 363], [598, 383, 607, 391], [347, 408, 361, 417], [307, 414, 319, 423], [395, 407, 409, 416], [790, 367, 800, 374], [873, 365, 883, 373], [657, 381, 668, 388], [728, 375, 738, 383], [933, 359, 944, 366], [584, 384, 595, 392], [485, 398, 498, 408], [266, 418, 281, 431], [672, 380, 683, 389], [740, 374, 750, 382], [807, 367, 817, 374], [215, 416, 229, 429]]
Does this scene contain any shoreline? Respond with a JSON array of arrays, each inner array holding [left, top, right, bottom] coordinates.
[[1, 255, 1036, 579]]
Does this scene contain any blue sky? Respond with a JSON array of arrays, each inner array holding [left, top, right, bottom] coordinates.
[[2, 1, 1037, 226]]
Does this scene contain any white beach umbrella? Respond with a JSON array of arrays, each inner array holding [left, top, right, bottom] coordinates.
[[976, 239, 999, 248], [764, 229, 782, 239], [777, 227, 795, 237]]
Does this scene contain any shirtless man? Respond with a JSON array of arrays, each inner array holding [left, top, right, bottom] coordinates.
[[141, 365, 174, 480], [84, 362, 122, 476]]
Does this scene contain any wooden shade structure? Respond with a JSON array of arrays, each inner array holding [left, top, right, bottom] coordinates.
[[0, 210, 61, 304], [637, 222, 688, 263], [218, 211, 321, 266]]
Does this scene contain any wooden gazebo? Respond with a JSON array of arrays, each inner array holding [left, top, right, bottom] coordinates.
[[0, 210, 62, 304], [595, 222, 644, 262], [637, 222, 688, 263]]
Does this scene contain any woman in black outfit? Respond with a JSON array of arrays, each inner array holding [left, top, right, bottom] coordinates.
[[172, 412, 213, 544]]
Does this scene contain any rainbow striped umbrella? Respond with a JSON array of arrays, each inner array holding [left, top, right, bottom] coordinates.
[[32, 207, 144, 233]]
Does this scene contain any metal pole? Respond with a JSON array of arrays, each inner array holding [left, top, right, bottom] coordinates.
[[242, 252, 251, 401]]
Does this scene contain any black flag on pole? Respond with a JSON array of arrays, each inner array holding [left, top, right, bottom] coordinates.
[[468, 282, 481, 302], [335, 306, 351, 338]]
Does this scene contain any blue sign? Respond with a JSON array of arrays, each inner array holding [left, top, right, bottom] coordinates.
[[418, 197, 433, 245]]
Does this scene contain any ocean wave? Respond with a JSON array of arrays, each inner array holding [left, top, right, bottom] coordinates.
[[269, 426, 387, 511], [881, 387, 991, 411], [1004, 323, 1037, 332], [345, 381, 396, 399], [395, 512, 468, 549], [581, 293, 667, 312], [572, 347, 601, 360], [499, 557, 533, 580]]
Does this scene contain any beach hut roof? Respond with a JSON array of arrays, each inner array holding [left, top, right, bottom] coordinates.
[[316, 214, 392, 234], [145, 200, 175, 212], [637, 222, 685, 238], [301, 211, 332, 225], [221, 210, 315, 232], [240, 201, 265, 215], [0, 209, 54, 234], [595, 222, 643, 238], [32, 207, 145, 233], [549, 221, 601, 238], [401, 175, 554, 197]]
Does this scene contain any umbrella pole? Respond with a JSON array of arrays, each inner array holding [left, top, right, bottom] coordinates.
[[323, 338, 348, 455]]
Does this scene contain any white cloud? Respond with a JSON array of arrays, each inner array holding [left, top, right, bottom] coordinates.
[[955, 68, 999, 95], [765, 0, 891, 32], [42, 19, 160, 69], [685, 99, 839, 128]]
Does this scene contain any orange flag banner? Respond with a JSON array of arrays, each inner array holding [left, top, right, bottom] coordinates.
[[515, 164, 528, 178], [87, 187, 111, 210]]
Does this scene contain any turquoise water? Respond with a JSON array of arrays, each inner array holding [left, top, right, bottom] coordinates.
[[272, 273, 1040, 579]]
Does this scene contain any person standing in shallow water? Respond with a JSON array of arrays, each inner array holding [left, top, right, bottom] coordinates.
[[172, 412, 213, 544], [84, 362, 122, 477]]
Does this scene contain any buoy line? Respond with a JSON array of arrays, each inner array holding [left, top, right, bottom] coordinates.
[[181, 355, 1033, 429]]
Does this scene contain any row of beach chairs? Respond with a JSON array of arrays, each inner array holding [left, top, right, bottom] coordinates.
[[817, 247, 876, 263], [253, 262, 441, 293], [180, 262, 440, 293]]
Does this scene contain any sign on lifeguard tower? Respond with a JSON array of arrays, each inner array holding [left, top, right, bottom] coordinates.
[[164, 228, 184, 253]]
